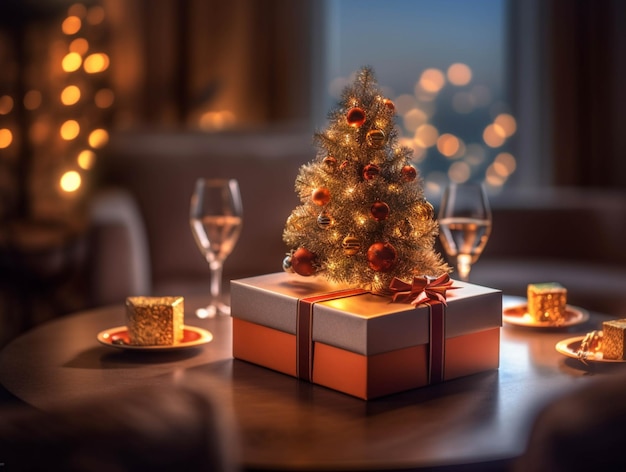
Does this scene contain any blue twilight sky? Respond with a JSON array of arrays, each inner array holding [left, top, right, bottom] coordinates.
[[327, 0, 506, 97]]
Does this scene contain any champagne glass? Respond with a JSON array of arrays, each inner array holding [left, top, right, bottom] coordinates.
[[438, 182, 492, 282], [190, 178, 243, 318]]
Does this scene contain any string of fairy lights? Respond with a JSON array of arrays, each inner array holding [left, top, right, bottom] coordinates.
[[0, 1, 112, 219]]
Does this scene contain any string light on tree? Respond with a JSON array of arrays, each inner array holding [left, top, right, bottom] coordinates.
[[282, 67, 449, 291]]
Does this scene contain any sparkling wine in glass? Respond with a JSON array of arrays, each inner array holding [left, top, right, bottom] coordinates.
[[438, 182, 492, 282], [190, 178, 243, 318]]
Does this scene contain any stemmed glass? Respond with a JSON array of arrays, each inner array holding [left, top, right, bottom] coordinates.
[[190, 178, 243, 318], [438, 182, 492, 282]]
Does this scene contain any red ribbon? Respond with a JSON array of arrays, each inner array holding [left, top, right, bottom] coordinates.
[[389, 273, 459, 306]]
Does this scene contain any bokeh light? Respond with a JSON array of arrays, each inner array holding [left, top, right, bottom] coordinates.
[[483, 123, 506, 148], [23, 90, 42, 110], [62, 52, 82, 72], [414, 123, 439, 148], [447, 63, 472, 86], [448, 161, 471, 183], [84, 53, 110, 73], [88, 128, 109, 148], [419, 68, 446, 93], [69, 38, 89, 55], [60, 170, 81, 192], [494, 113, 517, 137], [77, 150, 96, 169], [60, 120, 80, 140], [437, 133, 461, 157], [61, 85, 81, 106], [0, 129, 13, 149], [62, 16, 81, 35], [94, 88, 114, 108], [0, 95, 14, 115]]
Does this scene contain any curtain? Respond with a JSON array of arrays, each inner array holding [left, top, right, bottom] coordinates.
[[104, 0, 323, 129]]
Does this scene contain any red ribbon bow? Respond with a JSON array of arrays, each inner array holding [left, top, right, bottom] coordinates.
[[389, 273, 459, 306]]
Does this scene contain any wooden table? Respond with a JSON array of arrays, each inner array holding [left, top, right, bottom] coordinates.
[[1, 296, 623, 471]]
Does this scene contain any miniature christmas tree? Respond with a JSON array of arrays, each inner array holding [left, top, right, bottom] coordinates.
[[282, 67, 450, 292]]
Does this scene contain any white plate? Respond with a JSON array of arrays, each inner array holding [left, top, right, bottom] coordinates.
[[97, 325, 213, 351], [503, 303, 589, 328], [555, 335, 626, 363]]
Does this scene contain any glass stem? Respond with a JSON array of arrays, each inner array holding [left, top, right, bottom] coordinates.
[[456, 254, 472, 282], [209, 260, 223, 301]]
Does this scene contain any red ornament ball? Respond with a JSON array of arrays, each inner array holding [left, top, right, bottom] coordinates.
[[367, 242, 397, 272], [311, 187, 331, 206], [401, 165, 417, 182], [292, 247, 317, 276], [382, 98, 395, 112], [363, 163, 380, 180], [346, 107, 366, 127], [371, 201, 390, 221]]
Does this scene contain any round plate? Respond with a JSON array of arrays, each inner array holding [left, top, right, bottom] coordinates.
[[97, 325, 213, 351], [503, 303, 589, 328], [556, 335, 626, 363]]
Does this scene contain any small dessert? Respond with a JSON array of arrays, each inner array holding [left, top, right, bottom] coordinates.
[[577, 330, 603, 362], [602, 319, 626, 360], [527, 283, 567, 324], [126, 296, 184, 346]]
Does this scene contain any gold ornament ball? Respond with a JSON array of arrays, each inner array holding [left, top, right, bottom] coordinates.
[[366, 129, 386, 148], [311, 187, 331, 206], [367, 242, 397, 272], [346, 107, 366, 127], [342, 235, 361, 255], [416, 201, 434, 220]]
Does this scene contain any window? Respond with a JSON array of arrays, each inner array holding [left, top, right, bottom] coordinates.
[[323, 0, 516, 196]]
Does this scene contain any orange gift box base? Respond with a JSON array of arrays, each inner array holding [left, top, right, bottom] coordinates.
[[233, 317, 500, 400]]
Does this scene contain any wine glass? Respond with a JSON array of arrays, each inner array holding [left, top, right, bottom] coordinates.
[[190, 178, 243, 318], [438, 182, 492, 282]]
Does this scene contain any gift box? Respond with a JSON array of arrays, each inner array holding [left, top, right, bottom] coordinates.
[[126, 296, 184, 346], [231, 272, 502, 400]]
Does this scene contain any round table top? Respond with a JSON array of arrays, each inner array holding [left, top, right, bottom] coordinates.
[[1, 296, 623, 471]]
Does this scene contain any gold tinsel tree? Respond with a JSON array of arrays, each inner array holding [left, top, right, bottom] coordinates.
[[283, 67, 449, 291]]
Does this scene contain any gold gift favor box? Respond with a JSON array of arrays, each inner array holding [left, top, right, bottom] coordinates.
[[126, 296, 184, 346], [602, 319, 626, 360], [527, 283, 567, 323], [231, 272, 502, 400]]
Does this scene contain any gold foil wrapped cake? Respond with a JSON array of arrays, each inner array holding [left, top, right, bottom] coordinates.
[[602, 319, 626, 360], [126, 296, 184, 346], [527, 283, 567, 324]]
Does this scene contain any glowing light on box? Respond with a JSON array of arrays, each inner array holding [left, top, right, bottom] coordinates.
[[437, 133, 460, 157], [494, 113, 517, 137], [94, 88, 114, 108], [62, 16, 82, 35], [77, 150, 96, 169], [414, 123, 438, 148], [447, 63, 472, 86], [61, 85, 81, 105], [60, 120, 80, 140], [84, 53, 109, 73], [0, 129, 13, 149], [483, 124, 506, 148], [88, 129, 109, 148], [448, 161, 471, 183], [23, 90, 42, 110], [0, 95, 14, 114], [419, 68, 446, 93], [60, 170, 81, 192], [69, 38, 89, 55], [62, 52, 82, 72]]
